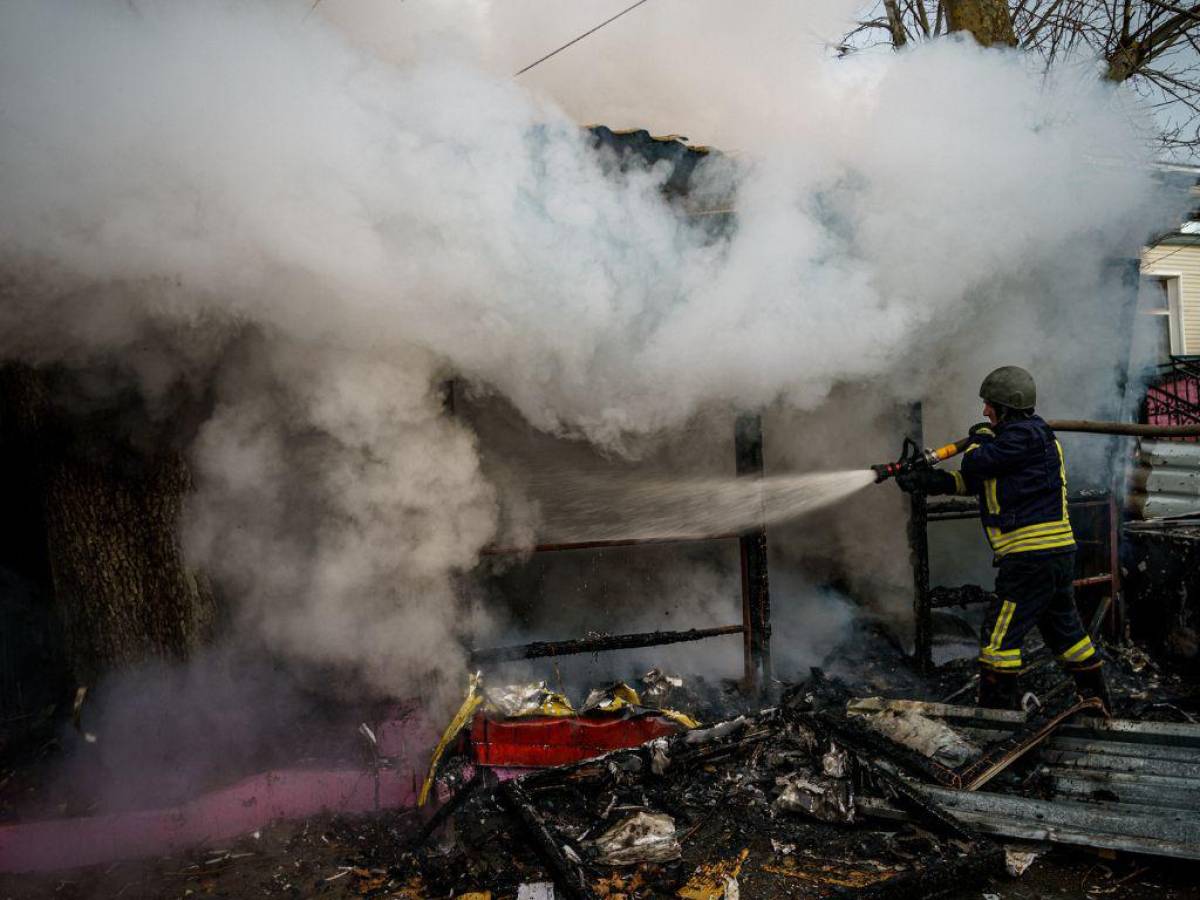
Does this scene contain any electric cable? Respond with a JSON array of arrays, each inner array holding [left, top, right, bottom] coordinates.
[[513, 0, 653, 77]]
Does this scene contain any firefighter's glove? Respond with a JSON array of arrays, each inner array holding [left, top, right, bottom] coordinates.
[[967, 422, 995, 445], [896, 468, 956, 496]]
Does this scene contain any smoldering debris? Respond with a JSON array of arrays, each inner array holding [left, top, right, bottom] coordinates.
[[773, 772, 856, 823], [854, 705, 981, 768], [397, 669, 1200, 897], [6, 652, 1200, 895], [590, 812, 681, 866], [395, 674, 1005, 899]]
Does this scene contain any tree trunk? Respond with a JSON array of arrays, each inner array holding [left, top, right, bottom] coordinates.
[[945, 0, 1018, 47], [1104, 46, 1143, 83], [0, 364, 215, 686]]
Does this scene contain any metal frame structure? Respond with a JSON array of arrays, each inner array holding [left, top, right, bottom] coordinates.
[[474, 414, 773, 698], [908, 402, 1122, 673], [1143, 355, 1200, 437]]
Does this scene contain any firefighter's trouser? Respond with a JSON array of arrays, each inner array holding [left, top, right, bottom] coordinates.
[[979, 551, 1096, 673]]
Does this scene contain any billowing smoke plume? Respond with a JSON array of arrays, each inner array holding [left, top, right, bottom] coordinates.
[[0, 0, 1173, 697]]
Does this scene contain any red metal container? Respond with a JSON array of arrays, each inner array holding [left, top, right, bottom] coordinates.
[[469, 714, 680, 767]]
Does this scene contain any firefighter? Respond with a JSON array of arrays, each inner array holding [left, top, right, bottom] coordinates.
[[896, 366, 1113, 714]]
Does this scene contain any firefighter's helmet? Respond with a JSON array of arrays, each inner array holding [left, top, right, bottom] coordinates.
[[980, 366, 1036, 410]]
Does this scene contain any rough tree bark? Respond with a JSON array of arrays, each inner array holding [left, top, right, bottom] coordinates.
[[945, 0, 1018, 47], [0, 364, 215, 686]]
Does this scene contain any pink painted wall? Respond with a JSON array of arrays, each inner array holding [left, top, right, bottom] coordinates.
[[0, 708, 438, 874]]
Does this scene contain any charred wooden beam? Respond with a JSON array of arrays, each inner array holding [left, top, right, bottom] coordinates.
[[469, 624, 744, 665], [480, 534, 740, 556], [735, 412, 771, 698], [928, 584, 994, 609], [410, 767, 495, 849], [498, 780, 595, 900], [907, 402, 933, 674]]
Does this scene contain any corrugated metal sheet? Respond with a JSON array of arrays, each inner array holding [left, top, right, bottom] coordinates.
[[1130, 438, 1200, 517], [853, 699, 1200, 859]]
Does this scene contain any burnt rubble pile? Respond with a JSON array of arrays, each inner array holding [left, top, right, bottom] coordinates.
[[395, 673, 1005, 899], [373, 647, 1200, 900]]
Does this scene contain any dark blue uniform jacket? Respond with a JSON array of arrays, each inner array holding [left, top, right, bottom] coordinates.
[[950, 415, 1076, 558]]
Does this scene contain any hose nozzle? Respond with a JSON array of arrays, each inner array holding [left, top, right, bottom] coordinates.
[[872, 437, 971, 484]]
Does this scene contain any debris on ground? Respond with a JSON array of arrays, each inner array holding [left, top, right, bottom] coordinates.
[[853, 703, 981, 767], [5, 640, 1200, 898], [1003, 844, 1041, 877], [590, 811, 681, 865]]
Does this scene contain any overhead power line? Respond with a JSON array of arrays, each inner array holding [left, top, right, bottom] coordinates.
[[513, 0, 653, 77]]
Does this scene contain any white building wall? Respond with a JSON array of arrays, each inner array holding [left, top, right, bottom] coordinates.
[[1142, 242, 1200, 354]]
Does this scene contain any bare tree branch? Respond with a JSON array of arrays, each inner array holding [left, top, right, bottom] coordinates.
[[1021, 0, 1069, 46]]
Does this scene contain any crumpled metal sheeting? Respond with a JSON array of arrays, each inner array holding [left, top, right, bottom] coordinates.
[[580, 682, 641, 715], [684, 716, 747, 744], [773, 771, 856, 823], [641, 668, 684, 708], [1003, 845, 1040, 877], [589, 811, 681, 866], [648, 737, 671, 776], [853, 699, 1200, 860], [483, 682, 575, 718], [891, 786, 1200, 859], [853, 704, 980, 768], [821, 743, 849, 778]]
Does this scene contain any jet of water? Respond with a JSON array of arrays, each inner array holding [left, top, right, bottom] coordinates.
[[530, 469, 877, 544]]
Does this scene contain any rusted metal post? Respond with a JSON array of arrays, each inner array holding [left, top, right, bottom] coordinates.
[[736, 413, 771, 698], [908, 402, 933, 673]]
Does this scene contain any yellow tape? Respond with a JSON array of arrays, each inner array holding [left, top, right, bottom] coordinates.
[[418, 673, 484, 807], [658, 707, 701, 729]]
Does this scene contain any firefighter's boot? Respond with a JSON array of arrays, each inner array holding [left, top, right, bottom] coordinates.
[[1068, 661, 1113, 717], [978, 666, 1021, 711]]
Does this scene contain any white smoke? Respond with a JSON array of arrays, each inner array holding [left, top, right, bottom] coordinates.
[[0, 0, 1174, 695]]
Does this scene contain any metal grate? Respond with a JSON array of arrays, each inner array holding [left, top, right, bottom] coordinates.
[[1144, 356, 1200, 439]]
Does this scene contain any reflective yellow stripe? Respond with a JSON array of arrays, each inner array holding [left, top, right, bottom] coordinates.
[[1059, 636, 1096, 662], [995, 533, 1077, 558], [993, 530, 1074, 551], [982, 476, 1003, 548], [992, 519, 1075, 542], [984, 478, 1000, 515], [979, 655, 1023, 669], [992, 525, 1075, 550], [984, 648, 1021, 657], [1060, 636, 1091, 658], [951, 471, 966, 495], [1000, 532, 1075, 550], [986, 600, 1016, 654], [1056, 439, 1070, 525]]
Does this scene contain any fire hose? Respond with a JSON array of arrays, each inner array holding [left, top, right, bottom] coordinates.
[[871, 419, 1200, 484]]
